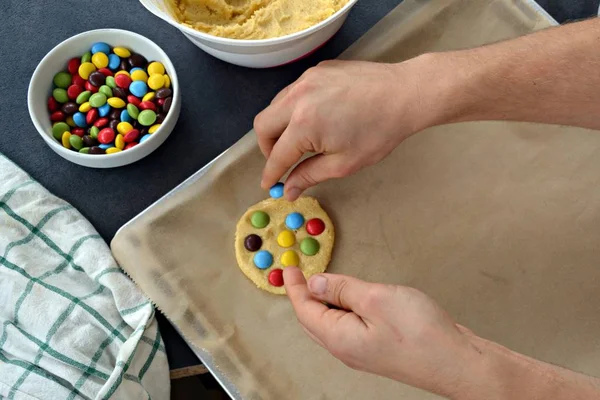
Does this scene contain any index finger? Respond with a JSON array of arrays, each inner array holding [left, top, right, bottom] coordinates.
[[261, 128, 305, 189]]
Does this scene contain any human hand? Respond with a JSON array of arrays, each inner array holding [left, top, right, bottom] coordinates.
[[254, 58, 447, 200], [283, 267, 484, 398]]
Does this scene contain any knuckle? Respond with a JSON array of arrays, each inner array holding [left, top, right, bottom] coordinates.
[[296, 167, 319, 187], [361, 286, 385, 311], [331, 162, 358, 179], [331, 278, 349, 308], [291, 104, 316, 128], [253, 112, 265, 133]]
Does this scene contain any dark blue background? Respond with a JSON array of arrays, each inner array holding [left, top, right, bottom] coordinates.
[[1, 0, 596, 369]]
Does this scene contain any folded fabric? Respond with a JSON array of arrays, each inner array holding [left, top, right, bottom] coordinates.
[[0, 153, 169, 400]]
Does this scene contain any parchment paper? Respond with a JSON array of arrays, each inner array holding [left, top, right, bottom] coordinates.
[[112, 1, 600, 399]]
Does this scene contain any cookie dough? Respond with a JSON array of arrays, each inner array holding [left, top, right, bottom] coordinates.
[[235, 196, 334, 295], [169, 0, 351, 40]]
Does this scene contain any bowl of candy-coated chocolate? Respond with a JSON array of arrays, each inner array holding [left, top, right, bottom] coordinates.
[[28, 29, 180, 168]]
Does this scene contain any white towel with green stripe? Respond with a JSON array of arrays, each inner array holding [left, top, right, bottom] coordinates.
[[0, 154, 170, 400]]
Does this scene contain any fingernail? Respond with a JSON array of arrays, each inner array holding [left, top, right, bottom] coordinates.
[[286, 187, 301, 201], [309, 275, 327, 295]]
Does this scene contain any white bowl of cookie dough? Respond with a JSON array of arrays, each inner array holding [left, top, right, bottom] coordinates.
[[139, 0, 358, 68], [28, 29, 181, 168]]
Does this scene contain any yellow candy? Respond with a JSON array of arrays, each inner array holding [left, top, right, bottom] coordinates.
[[106, 147, 122, 154], [281, 250, 299, 267], [107, 97, 126, 108], [66, 116, 76, 127], [117, 122, 134, 135], [91, 52, 109, 69], [131, 69, 148, 82], [78, 62, 96, 80], [79, 102, 92, 113], [61, 131, 71, 149], [113, 47, 131, 58], [142, 92, 155, 102], [147, 74, 165, 90], [115, 134, 125, 150], [114, 70, 130, 77], [147, 62, 165, 76], [277, 230, 296, 248], [163, 74, 171, 88], [148, 124, 161, 134]]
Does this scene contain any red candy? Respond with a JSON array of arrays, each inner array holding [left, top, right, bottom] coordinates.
[[48, 96, 59, 112], [115, 74, 131, 89], [139, 101, 156, 112], [123, 129, 140, 143], [124, 142, 138, 150], [86, 108, 98, 124], [50, 111, 65, 122], [67, 84, 84, 100], [67, 58, 81, 75], [72, 74, 86, 87], [85, 81, 98, 93], [97, 68, 113, 76], [268, 269, 284, 287], [71, 127, 85, 137], [306, 219, 325, 236], [127, 95, 141, 107], [94, 117, 109, 128], [98, 128, 115, 144]]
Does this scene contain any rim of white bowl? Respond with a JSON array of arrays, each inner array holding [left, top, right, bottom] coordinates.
[[141, 0, 359, 47], [28, 28, 179, 159]]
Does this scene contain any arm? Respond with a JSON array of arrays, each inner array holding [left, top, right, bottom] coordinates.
[[283, 268, 600, 399], [254, 18, 600, 200]]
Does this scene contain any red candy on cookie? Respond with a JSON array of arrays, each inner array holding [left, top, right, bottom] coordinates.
[[306, 218, 325, 236], [268, 269, 284, 287]]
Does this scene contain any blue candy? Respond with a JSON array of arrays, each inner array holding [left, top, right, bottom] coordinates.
[[140, 134, 152, 143], [130, 67, 143, 73], [73, 112, 87, 128], [120, 109, 132, 123], [108, 54, 120, 70], [91, 42, 111, 55], [269, 182, 284, 199], [98, 103, 111, 117], [99, 144, 114, 150], [285, 212, 305, 230], [129, 81, 148, 97], [253, 250, 273, 270]]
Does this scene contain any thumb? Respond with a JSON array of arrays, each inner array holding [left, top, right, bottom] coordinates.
[[284, 154, 348, 201], [307, 273, 372, 316]]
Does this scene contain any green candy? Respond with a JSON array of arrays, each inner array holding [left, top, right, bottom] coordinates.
[[76, 90, 91, 105], [53, 71, 72, 89], [52, 122, 70, 141], [89, 93, 107, 108], [127, 103, 139, 119], [250, 211, 269, 229], [81, 51, 92, 63], [137, 109, 156, 126], [300, 238, 320, 256], [79, 147, 90, 154], [99, 85, 113, 98], [106, 76, 116, 89], [89, 126, 100, 140], [52, 88, 68, 103], [69, 135, 83, 150]]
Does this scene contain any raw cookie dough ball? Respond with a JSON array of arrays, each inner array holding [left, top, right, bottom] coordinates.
[[234, 195, 334, 295]]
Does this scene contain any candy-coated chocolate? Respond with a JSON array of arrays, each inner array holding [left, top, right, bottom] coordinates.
[[137, 110, 156, 126], [300, 237, 320, 256], [91, 52, 109, 69], [91, 42, 110, 55], [115, 134, 125, 150], [85, 81, 99, 93], [148, 74, 165, 90], [105, 76, 117, 89], [117, 121, 133, 135], [61, 102, 77, 115], [98, 127, 115, 144], [128, 54, 147, 68], [147, 61, 165, 75], [67, 58, 80, 75], [89, 93, 107, 108], [129, 80, 148, 97], [48, 96, 59, 112], [306, 218, 325, 236], [155, 87, 172, 99], [142, 92, 155, 102], [127, 95, 141, 107], [73, 112, 87, 128], [140, 134, 151, 143], [81, 51, 92, 63], [71, 127, 85, 137], [52, 122, 70, 140], [106, 147, 122, 154], [69, 134, 83, 150], [163, 74, 171, 88], [98, 103, 111, 117], [89, 146, 105, 155], [115, 74, 132, 89], [67, 84, 84, 100], [78, 102, 91, 113], [66, 115, 76, 127], [120, 109, 132, 123], [78, 62, 96, 80], [124, 142, 138, 150], [277, 230, 295, 248], [97, 67, 113, 76], [112, 87, 127, 99], [268, 269, 284, 287], [127, 103, 139, 119], [269, 182, 284, 199], [85, 108, 98, 125], [138, 101, 156, 112], [285, 212, 304, 229], [244, 234, 262, 252], [61, 131, 72, 149], [108, 53, 120, 70], [107, 97, 126, 108], [72, 74, 86, 87], [148, 124, 161, 134], [280, 250, 299, 267], [79, 147, 90, 154], [88, 71, 106, 87], [131, 69, 148, 82], [253, 250, 273, 270], [75, 90, 91, 105], [53, 71, 71, 89], [98, 85, 113, 98], [113, 47, 131, 58], [123, 129, 140, 143], [89, 126, 100, 140], [52, 88, 68, 103], [99, 143, 114, 150], [50, 111, 65, 122], [250, 211, 269, 228], [93, 117, 109, 128]]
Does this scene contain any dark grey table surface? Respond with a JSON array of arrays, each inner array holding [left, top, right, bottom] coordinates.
[[1, 0, 597, 370]]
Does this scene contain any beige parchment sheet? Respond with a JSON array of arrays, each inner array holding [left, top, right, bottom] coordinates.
[[112, 0, 600, 399]]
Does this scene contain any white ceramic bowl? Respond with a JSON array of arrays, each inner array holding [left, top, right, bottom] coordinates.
[[139, 0, 359, 68], [28, 29, 181, 168]]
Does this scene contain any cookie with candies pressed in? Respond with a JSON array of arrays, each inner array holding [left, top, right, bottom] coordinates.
[[234, 182, 335, 295]]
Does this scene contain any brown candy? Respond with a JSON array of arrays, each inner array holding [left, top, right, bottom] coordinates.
[[109, 109, 121, 120], [109, 120, 119, 132], [162, 96, 172, 113], [128, 54, 148, 68], [88, 71, 105, 87], [244, 234, 262, 252], [82, 135, 96, 147], [61, 102, 78, 114], [89, 146, 105, 155], [113, 87, 127, 99], [155, 87, 172, 99]]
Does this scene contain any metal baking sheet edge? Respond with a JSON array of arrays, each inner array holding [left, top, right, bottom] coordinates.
[[114, 2, 556, 398]]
